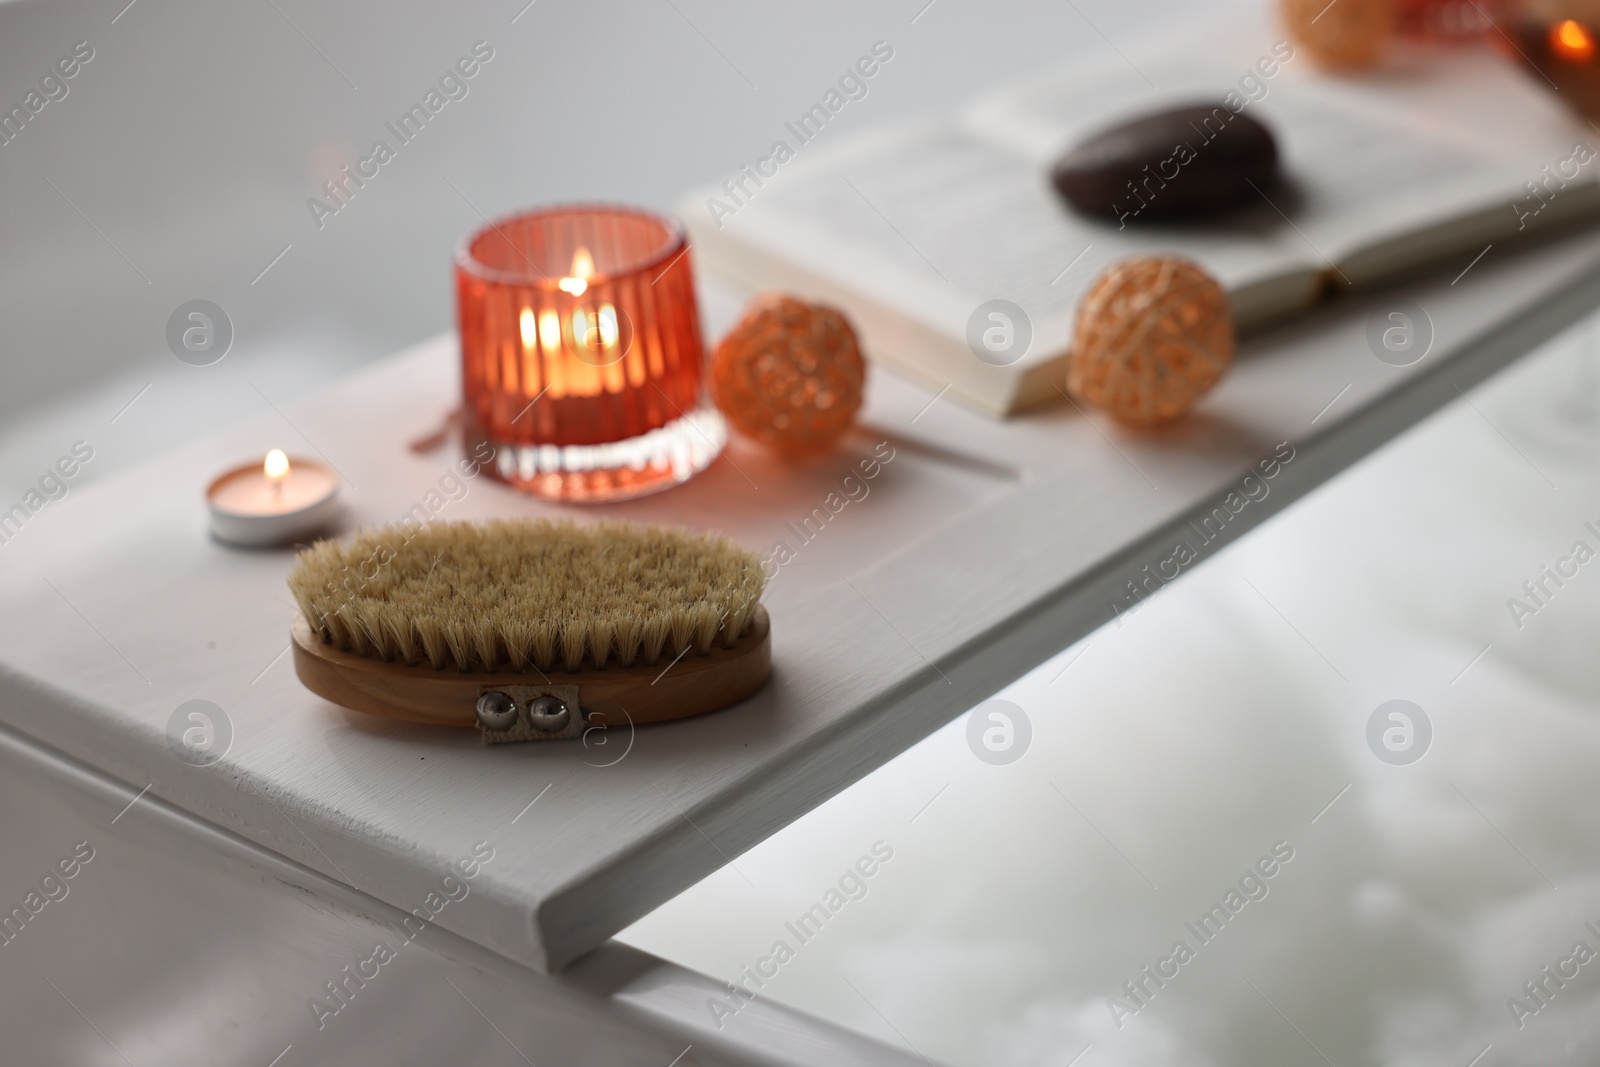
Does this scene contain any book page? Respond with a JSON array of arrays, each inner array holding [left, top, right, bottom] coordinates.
[[1247, 85, 1546, 270], [958, 41, 1285, 164], [702, 120, 1315, 373], [1276, 43, 1593, 164]]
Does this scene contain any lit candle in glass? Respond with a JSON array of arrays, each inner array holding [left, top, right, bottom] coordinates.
[[1552, 16, 1597, 60], [456, 204, 726, 503], [1496, 2, 1600, 118]]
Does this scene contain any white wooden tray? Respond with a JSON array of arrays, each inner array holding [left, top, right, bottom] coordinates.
[[2, 232, 1599, 971]]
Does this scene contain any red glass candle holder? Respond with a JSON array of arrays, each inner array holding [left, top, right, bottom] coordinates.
[[455, 204, 725, 502], [1494, 1, 1600, 118], [1395, 0, 1497, 42]]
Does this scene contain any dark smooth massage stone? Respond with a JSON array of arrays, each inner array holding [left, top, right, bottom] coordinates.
[[1051, 103, 1280, 223]]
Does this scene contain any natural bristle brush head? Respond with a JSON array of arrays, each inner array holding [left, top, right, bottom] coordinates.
[[287, 519, 773, 735], [288, 519, 767, 674]]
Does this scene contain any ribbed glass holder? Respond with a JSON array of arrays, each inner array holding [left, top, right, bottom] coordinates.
[[455, 204, 724, 502]]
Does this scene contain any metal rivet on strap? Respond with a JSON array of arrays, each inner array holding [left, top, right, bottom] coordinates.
[[525, 695, 570, 732], [476, 691, 519, 731]]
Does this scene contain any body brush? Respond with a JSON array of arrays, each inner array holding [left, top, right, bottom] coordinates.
[[287, 520, 770, 742]]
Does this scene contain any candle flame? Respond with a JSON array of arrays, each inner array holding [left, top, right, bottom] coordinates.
[[520, 307, 536, 349], [1552, 19, 1596, 62], [574, 304, 620, 350], [264, 449, 290, 481], [539, 309, 562, 351], [558, 247, 594, 296], [571, 303, 623, 367]]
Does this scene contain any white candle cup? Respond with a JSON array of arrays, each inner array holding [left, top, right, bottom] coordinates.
[[206, 453, 340, 548]]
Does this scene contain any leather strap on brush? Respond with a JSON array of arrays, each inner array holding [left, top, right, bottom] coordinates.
[[475, 683, 585, 744]]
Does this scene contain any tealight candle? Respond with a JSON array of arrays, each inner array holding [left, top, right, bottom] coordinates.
[[207, 450, 340, 547]]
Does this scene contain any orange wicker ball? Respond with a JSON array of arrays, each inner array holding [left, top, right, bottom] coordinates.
[[1282, 0, 1393, 70], [711, 295, 865, 457], [1067, 256, 1234, 427]]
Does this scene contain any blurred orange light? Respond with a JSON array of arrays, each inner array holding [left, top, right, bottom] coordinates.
[[1551, 19, 1596, 63]]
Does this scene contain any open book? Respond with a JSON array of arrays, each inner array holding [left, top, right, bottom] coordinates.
[[681, 34, 1600, 416]]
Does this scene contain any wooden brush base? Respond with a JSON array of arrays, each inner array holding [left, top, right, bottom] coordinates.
[[290, 607, 771, 732]]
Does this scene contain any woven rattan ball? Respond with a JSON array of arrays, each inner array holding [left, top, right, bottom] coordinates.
[[1067, 257, 1234, 427], [711, 296, 865, 457], [1282, 0, 1393, 69]]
